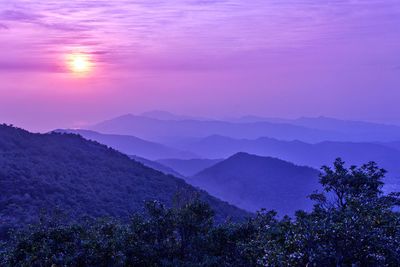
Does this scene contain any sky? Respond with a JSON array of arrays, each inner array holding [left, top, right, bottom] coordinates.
[[0, 0, 399, 131]]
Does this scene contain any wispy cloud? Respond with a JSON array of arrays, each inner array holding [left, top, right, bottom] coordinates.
[[0, 60, 62, 72], [0, 10, 42, 22], [0, 0, 399, 73], [0, 23, 8, 30]]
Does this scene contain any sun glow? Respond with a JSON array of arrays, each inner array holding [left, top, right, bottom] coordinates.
[[67, 53, 92, 74]]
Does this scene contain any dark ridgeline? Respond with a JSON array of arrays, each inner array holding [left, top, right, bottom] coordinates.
[[129, 155, 185, 178], [190, 152, 320, 215], [90, 113, 400, 144], [157, 158, 222, 177], [0, 124, 249, 238], [183, 135, 400, 167], [182, 135, 400, 189], [382, 141, 400, 151], [234, 115, 400, 142], [54, 129, 197, 160]]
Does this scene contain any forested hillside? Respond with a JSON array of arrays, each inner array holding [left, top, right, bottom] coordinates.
[[0, 124, 248, 237], [191, 153, 320, 214]]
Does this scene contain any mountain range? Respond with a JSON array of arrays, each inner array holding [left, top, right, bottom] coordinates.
[[90, 113, 400, 143], [0, 124, 248, 237], [157, 158, 222, 177], [130, 155, 185, 178], [140, 110, 209, 121], [67, 112, 400, 193], [55, 129, 196, 160], [179, 135, 400, 190], [233, 116, 400, 141], [90, 114, 341, 143], [3, 110, 400, 237]]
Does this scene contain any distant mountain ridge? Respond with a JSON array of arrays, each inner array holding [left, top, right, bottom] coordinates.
[[157, 158, 222, 177], [190, 153, 320, 215], [380, 141, 400, 152], [0, 124, 249, 236], [90, 113, 400, 143], [130, 155, 185, 178], [141, 110, 210, 121], [54, 129, 197, 160], [233, 115, 400, 141], [90, 114, 343, 143], [181, 135, 400, 190]]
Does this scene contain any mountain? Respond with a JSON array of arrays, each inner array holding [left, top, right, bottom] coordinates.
[[157, 158, 222, 177], [90, 114, 342, 143], [234, 116, 400, 142], [380, 141, 400, 152], [140, 110, 209, 121], [230, 115, 287, 124], [292, 117, 400, 141], [130, 155, 185, 178], [190, 153, 320, 215], [0, 124, 249, 237], [54, 129, 196, 160], [182, 135, 400, 190], [91, 114, 400, 144]]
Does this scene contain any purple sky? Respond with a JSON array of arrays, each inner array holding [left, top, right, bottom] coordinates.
[[0, 0, 400, 131]]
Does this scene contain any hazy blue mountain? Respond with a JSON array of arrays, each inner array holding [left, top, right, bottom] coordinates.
[[157, 158, 222, 177], [229, 115, 287, 123], [90, 114, 342, 143], [55, 129, 197, 160], [190, 153, 320, 215], [182, 135, 400, 190], [91, 113, 400, 143], [380, 141, 400, 152], [293, 117, 400, 141], [0, 124, 248, 236], [141, 110, 209, 121], [130, 155, 185, 178], [234, 115, 400, 142]]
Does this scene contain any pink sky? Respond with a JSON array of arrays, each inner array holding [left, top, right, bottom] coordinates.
[[0, 0, 400, 131]]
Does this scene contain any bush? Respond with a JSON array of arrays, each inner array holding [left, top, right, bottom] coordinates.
[[1, 159, 400, 266]]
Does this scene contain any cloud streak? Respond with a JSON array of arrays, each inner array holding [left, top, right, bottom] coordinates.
[[1, 0, 399, 72]]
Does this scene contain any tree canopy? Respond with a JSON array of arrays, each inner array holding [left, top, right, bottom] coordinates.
[[1, 158, 400, 266]]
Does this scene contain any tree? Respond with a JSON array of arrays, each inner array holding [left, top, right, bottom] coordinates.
[[260, 158, 400, 266]]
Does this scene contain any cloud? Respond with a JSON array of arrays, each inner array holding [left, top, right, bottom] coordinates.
[[0, 10, 42, 22], [0, 0, 399, 73], [40, 22, 91, 32], [0, 8, 92, 32], [0, 61, 63, 73]]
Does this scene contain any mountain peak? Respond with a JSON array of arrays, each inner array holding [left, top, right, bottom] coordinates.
[[222, 152, 311, 170], [191, 152, 320, 214], [140, 110, 209, 121]]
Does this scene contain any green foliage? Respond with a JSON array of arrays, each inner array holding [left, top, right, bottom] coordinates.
[[1, 199, 256, 267], [259, 158, 400, 266], [1, 134, 400, 267]]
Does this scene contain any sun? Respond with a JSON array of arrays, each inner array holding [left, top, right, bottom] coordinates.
[[67, 53, 92, 74]]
